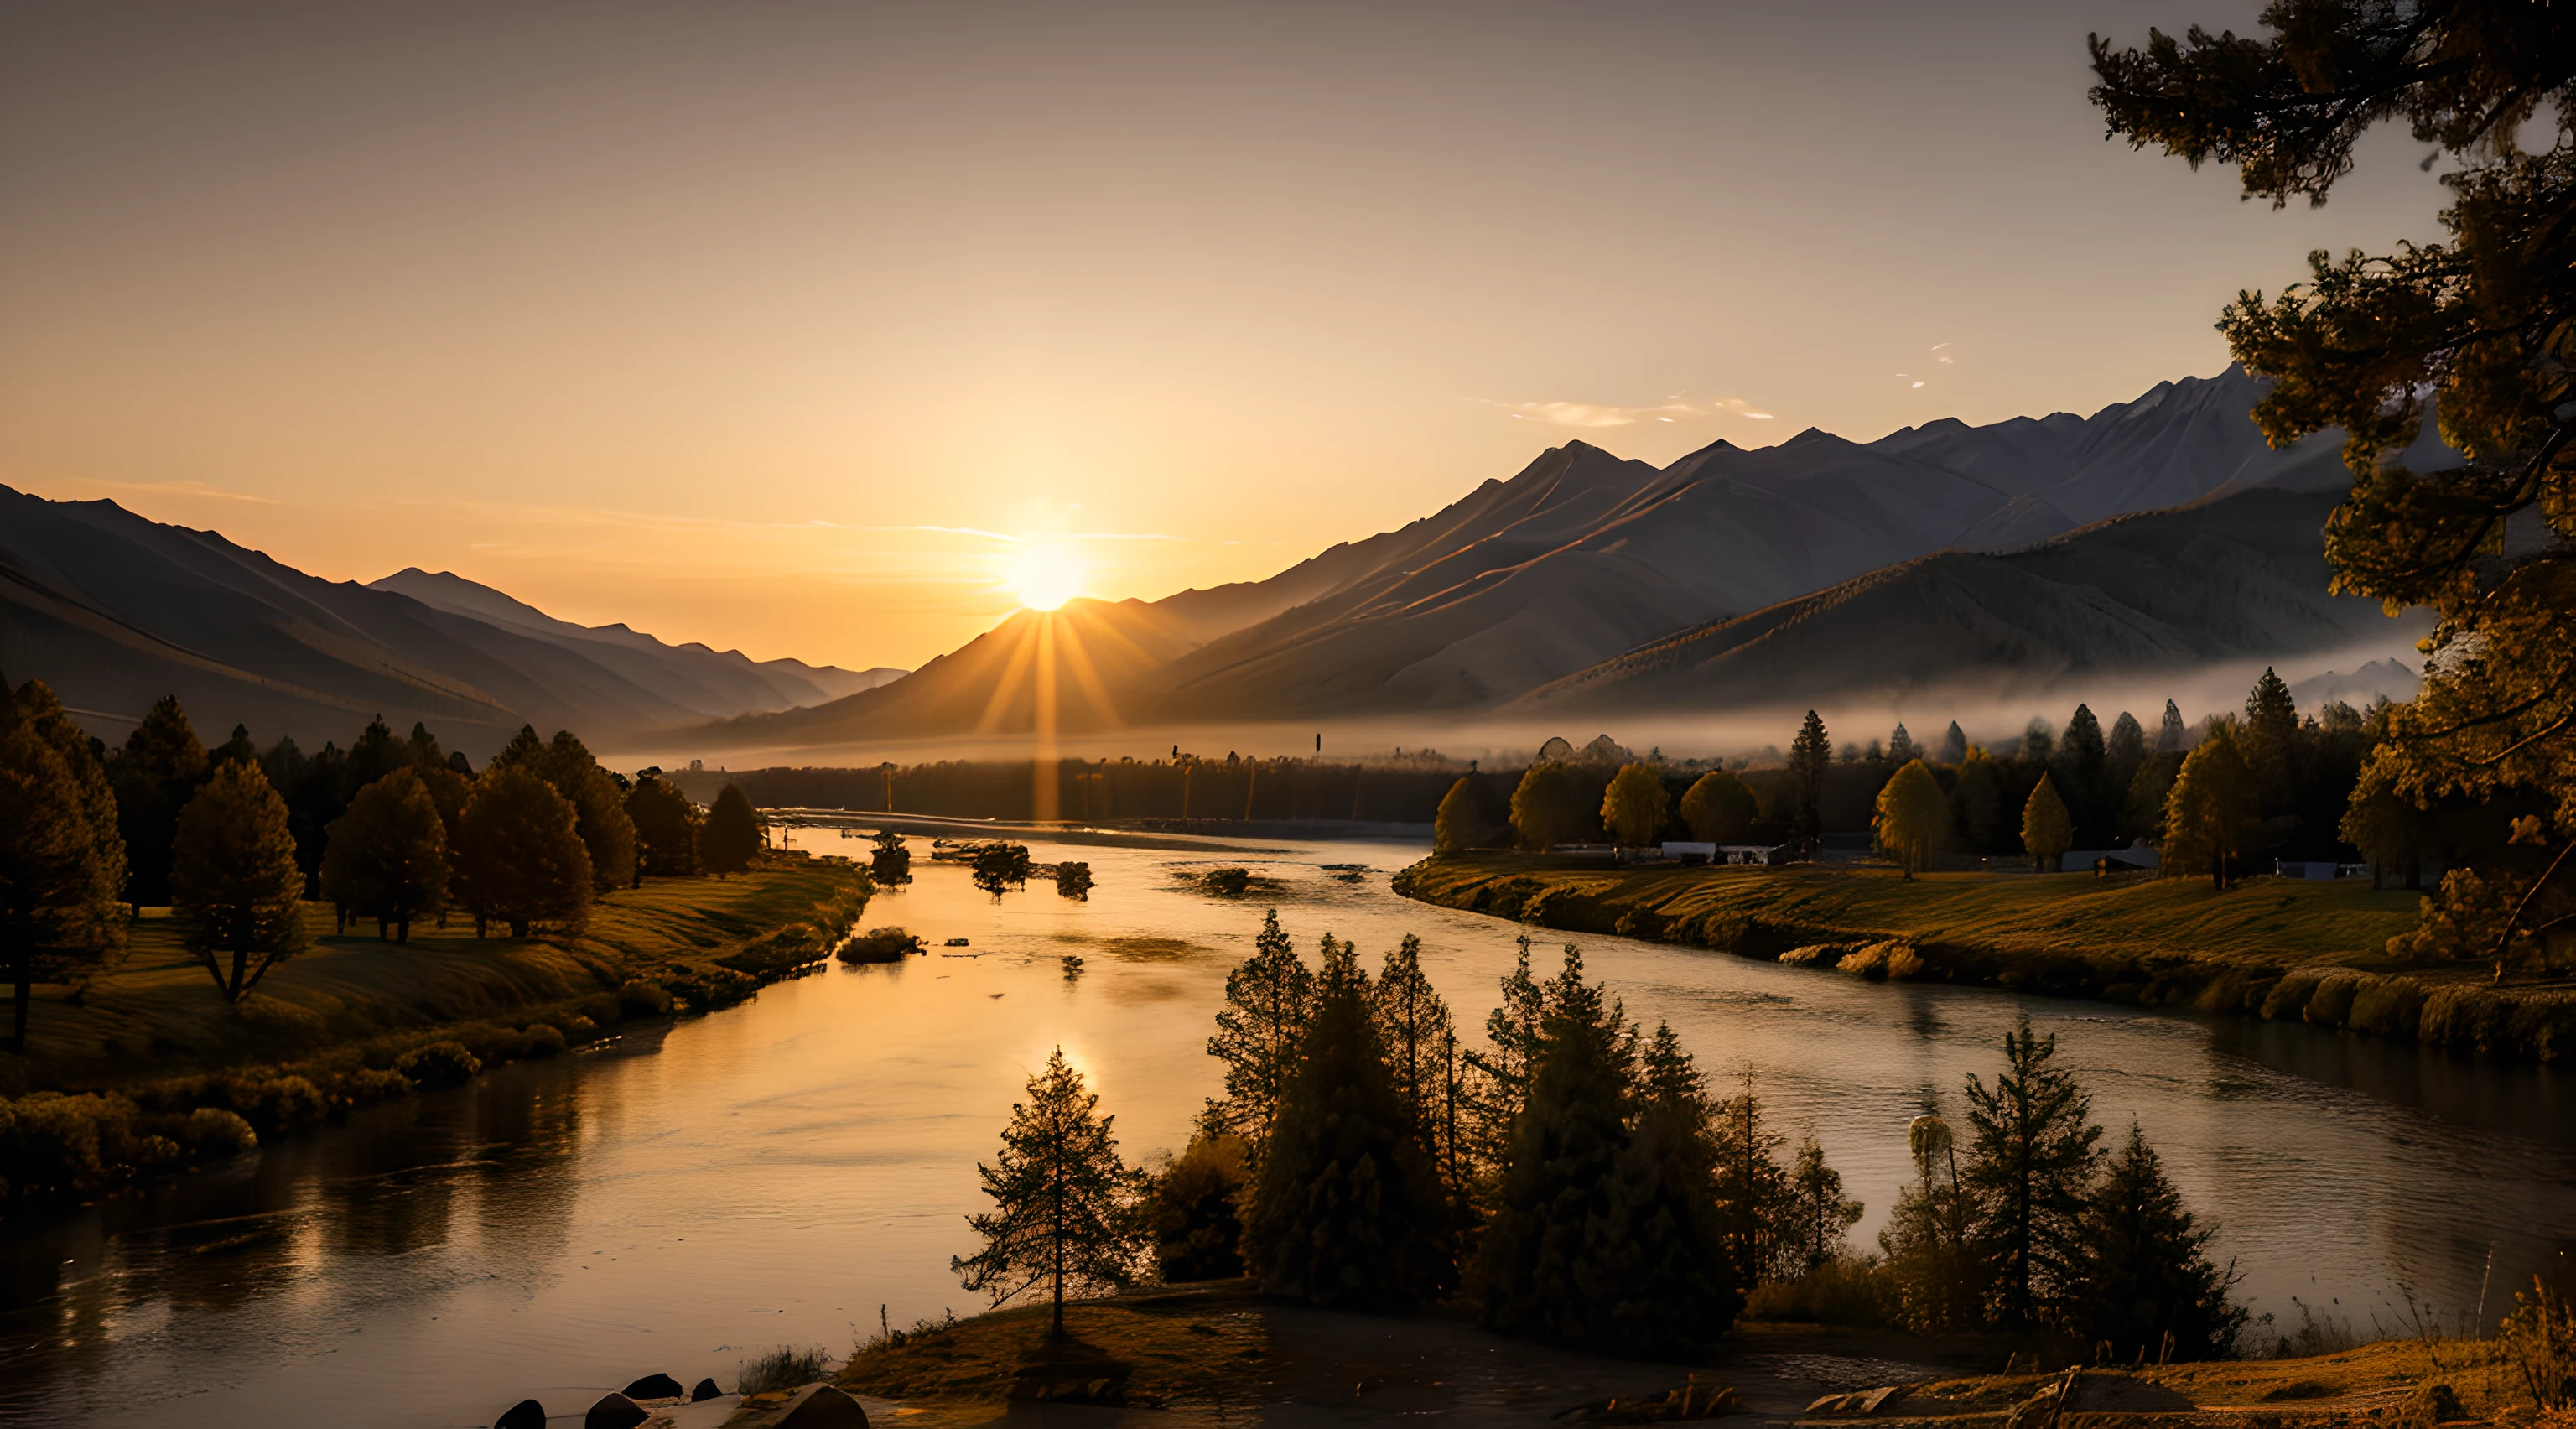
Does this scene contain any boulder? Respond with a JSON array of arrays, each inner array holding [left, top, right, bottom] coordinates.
[[622, 1372, 685, 1400], [585, 1391, 651, 1429], [773, 1384, 870, 1427], [691, 1378, 723, 1402], [496, 1400, 547, 1429]]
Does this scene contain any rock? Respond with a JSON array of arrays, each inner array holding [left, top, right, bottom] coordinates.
[[622, 1373, 685, 1400], [691, 1378, 723, 1402], [773, 1384, 870, 1427], [496, 1400, 546, 1429], [585, 1391, 652, 1429]]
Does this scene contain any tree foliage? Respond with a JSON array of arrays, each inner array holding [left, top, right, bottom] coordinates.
[[320, 769, 449, 941], [451, 766, 592, 938], [1961, 1015, 2102, 1329], [171, 761, 309, 1003], [1205, 909, 1315, 1148], [953, 1047, 1144, 1338], [2163, 725, 2262, 889], [0, 681, 126, 1051], [1787, 710, 1831, 849], [867, 828, 912, 886], [1874, 759, 1949, 877], [1599, 762, 1670, 851], [1785, 1133, 1864, 1276], [1509, 761, 1596, 850], [2068, 1122, 2248, 1361], [700, 785, 763, 876], [626, 775, 699, 880], [1370, 933, 1458, 1191], [113, 694, 208, 906], [1679, 769, 1759, 845], [1433, 776, 1487, 854], [2021, 773, 2075, 873]]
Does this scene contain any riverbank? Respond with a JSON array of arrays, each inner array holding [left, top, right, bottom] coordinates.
[[1394, 854, 2576, 1062], [0, 856, 865, 1215]]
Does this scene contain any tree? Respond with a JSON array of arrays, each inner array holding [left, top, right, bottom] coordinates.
[[2021, 773, 2074, 873], [2091, 7, 2576, 974], [1433, 776, 1487, 854], [1054, 860, 1093, 899], [0, 684, 123, 1051], [2122, 750, 2184, 847], [1888, 723, 1919, 766], [2163, 726, 2260, 890], [1205, 909, 1314, 1147], [700, 785, 763, 876], [953, 1047, 1145, 1338], [626, 775, 699, 880], [2068, 1122, 2247, 1362], [2019, 717, 2055, 771], [1243, 937, 1453, 1307], [451, 766, 592, 938], [15, 679, 127, 936], [1786, 1134, 1863, 1276], [210, 722, 258, 769], [2341, 758, 2431, 891], [2055, 704, 2108, 841], [1938, 721, 1969, 765], [1880, 1110, 1977, 1332], [1953, 747, 2004, 853], [170, 761, 309, 1003], [320, 769, 449, 941], [1509, 761, 1595, 850], [1460, 933, 1549, 1205], [1149, 1131, 1249, 1282], [1370, 933, 1457, 1182], [2240, 668, 2301, 814], [1787, 711, 1831, 850], [1711, 1069, 1794, 1288], [2154, 699, 2188, 754], [970, 842, 1031, 898], [1678, 769, 1759, 845], [1600, 762, 1669, 853], [113, 694, 208, 907], [867, 828, 912, 886], [1592, 1021, 1740, 1357], [1873, 759, 1949, 877], [506, 730, 637, 893], [1961, 1014, 2102, 1329]]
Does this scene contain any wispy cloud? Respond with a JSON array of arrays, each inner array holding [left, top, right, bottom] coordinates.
[[85, 479, 278, 505], [1483, 395, 1773, 428]]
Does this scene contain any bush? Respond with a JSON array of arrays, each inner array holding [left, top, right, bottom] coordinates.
[[183, 1107, 259, 1161], [1743, 1258, 1895, 1327], [618, 980, 675, 1019], [1203, 867, 1251, 897], [577, 992, 622, 1027], [337, 1068, 414, 1106], [519, 1022, 568, 1058], [233, 995, 331, 1054], [0, 1091, 179, 1203], [551, 1014, 599, 1043], [1151, 1134, 1249, 1282], [395, 1041, 483, 1089], [738, 1345, 832, 1395], [216, 1073, 329, 1136], [1055, 861, 1093, 899], [838, 927, 918, 964]]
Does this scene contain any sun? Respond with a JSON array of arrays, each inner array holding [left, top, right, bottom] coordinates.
[[1004, 544, 1083, 611]]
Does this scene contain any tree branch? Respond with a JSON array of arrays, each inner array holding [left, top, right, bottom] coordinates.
[[2491, 838, 2576, 966]]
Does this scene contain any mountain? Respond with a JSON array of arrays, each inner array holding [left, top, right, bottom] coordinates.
[[0, 487, 893, 755], [724, 365, 2430, 744], [1512, 486, 2410, 713]]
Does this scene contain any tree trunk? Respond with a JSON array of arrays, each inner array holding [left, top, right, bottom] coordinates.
[[10, 947, 29, 1055], [397, 915, 411, 944], [230, 943, 249, 1002]]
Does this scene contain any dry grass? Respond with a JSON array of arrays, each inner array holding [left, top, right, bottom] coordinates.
[[841, 1287, 1270, 1410]]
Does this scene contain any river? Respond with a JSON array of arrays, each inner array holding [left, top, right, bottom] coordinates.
[[2, 835, 2569, 1427]]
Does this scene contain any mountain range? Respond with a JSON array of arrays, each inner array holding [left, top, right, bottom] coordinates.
[[0, 486, 898, 756]]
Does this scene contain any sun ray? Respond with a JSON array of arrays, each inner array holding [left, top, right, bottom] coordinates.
[[973, 617, 1040, 734], [1050, 615, 1126, 730]]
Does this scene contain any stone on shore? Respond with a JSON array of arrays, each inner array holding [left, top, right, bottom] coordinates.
[[586, 1390, 652, 1429], [624, 1372, 686, 1400], [691, 1378, 723, 1402], [496, 1399, 547, 1429]]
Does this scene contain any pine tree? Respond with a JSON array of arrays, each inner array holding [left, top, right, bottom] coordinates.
[[15, 680, 128, 938], [210, 722, 258, 769], [1592, 1022, 1739, 1357], [1509, 761, 1594, 850], [1599, 762, 1669, 852], [2240, 668, 2301, 815], [2019, 717, 2055, 771], [451, 766, 592, 938], [320, 769, 449, 942], [502, 730, 638, 893], [1149, 1131, 1249, 1282], [2104, 711, 2148, 817], [2155, 699, 2187, 754], [1873, 759, 1949, 878], [1711, 1069, 1794, 1287], [1433, 777, 1485, 855], [171, 761, 309, 1003], [2162, 726, 2260, 890], [1938, 721, 1969, 766], [2068, 1122, 2247, 1362], [867, 828, 911, 886], [2055, 704, 2107, 841], [626, 775, 700, 879], [1887, 724, 1919, 766], [2021, 773, 2074, 873], [0, 683, 124, 1051], [1244, 937, 1453, 1307], [1961, 1015, 2101, 1329], [1786, 1134, 1863, 1275], [1677, 769, 1758, 845], [1370, 933, 1457, 1185], [1953, 748, 2003, 854], [341, 715, 408, 798], [114, 694, 208, 907], [700, 785, 763, 876], [1205, 909, 1314, 1148], [1461, 933, 1548, 1203], [953, 1047, 1145, 1338], [1786, 711, 1831, 851], [2121, 751, 2184, 847]]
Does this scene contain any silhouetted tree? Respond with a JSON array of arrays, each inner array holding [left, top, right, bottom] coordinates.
[[320, 769, 449, 942], [1054, 860, 1093, 899], [1712, 1069, 1794, 1288], [1600, 761, 1669, 852], [2241, 668, 2301, 815], [114, 694, 207, 907], [2154, 699, 2187, 754], [700, 785, 763, 876], [0, 682, 124, 1051], [953, 1047, 1144, 1338], [1953, 748, 2004, 854], [1787, 711, 1831, 850], [1150, 1131, 1249, 1281], [2105, 711, 2148, 817], [1786, 1133, 1863, 1275], [15, 679, 127, 933], [1961, 1015, 2101, 1329], [452, 766, 591, 938], [626, 775, 699, 880], [1938, 720, 1969, 765], [866, 828, 911, 886], [1592, 1021, 1740, 1356], [2055, 704, 2107, 840], [1678, 769, 1758, 846], [969, 841, 1031, 898], [1206, 909, 1315, 1149], [1880, 1109, 1977, 1332], [210, 722, 258, 769], [1433, 776, 1487, 854], [171, 761, 309, 1003], [2067, 1121, 2247, 1361], [2021, 774, 2074, 873], [1460, 933, 1548, 1208], [1372, 933, 1458, 1191]]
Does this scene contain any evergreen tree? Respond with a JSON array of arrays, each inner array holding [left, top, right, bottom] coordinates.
[[210, 722, 258, 769], [1244, 937, 1453, 1307], [0, 684, 124, 1052], [113, 694, 208, 906], [1461, 933, 1549, 1202], [1873, 759, 1949, 878], [1509, 761, 1595, 850], [506, 730, 638, 893], [1599, 762, 1669, 852], [2021, 773, 2074, 873], [2240, 668, 2301, 815], [1961, 1014, 2102, 1329], [1149, 1131, 1249, 1281], [1887, 723, 1919, 766], [866, 828, 911, 886], [1370, 933, 1457, 1184], [1937, 720, 1969, 766], [451, 766, 592, 938], [2019, 717, 2055, 771], [2068, 1122, 2247, 1362], [1433, 776, 1485, 854], [1711, 1069, 1795, 1287], [1205, 909, 1315, 1148], [2105, 711, 2147, 790], [1953, 747, 2003, 854], [2162, 726, 2260, 890], [2121, 750, 2184, 848], [1880, 1110, 1977, 1332], [319, 769, 449, 942], [953, 1047, 1145, 1338], [1591, 1022, 1740, 1357], [1786, 1133, 1863, 1276], [1677, 769, 1758, 845], [1786, 711, 1831, 851], [405, 721, 444, 770], [2154, 699, 2188, 754], [16, 680, 128, 939], [700, 785, 763, 876], [341, 715, 408, 798], [2055, 704, 2107, 841], [171, 761, 309, 1003], [626, 775, 699, 879]]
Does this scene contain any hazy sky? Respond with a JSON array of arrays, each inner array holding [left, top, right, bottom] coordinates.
[[0, 2, 2454, 670]]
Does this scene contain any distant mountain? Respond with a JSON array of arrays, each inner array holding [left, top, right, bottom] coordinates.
[[0, 487, 894, 756], [726, 365, 2438, 744], [2289, 658, 2421, 709], [1512, 487, 2410, 713]]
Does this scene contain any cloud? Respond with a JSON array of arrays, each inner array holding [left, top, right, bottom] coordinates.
[[1485, 395, 1772, 427], [84, 479, 278, 504]]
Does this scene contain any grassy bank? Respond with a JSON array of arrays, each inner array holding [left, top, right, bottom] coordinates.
[[0, 856, 865, 1217], [1394, 855, 2576, 1061]]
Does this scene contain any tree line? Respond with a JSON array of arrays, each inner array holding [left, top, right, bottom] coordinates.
[[955, 914, 2241, 1362], [0, 681, 771, 1050]]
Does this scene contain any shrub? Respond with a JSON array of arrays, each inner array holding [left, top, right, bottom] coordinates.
[[233, 995, 331, 1054], [395, 1041, 482, 1089], [577, 992, 622, 1027], [551, 1014, 598, 1043], [1150, 1133, 1249, 1282], [738, 1345, 832, 1395], [1054, 861, 1093, 899], [218, 1073, 329, 1135], [337, 1068, 414, 1106], [183, 1107, 259, 1161], [1203, 867, 1251, 897], [839, 927, 919, 964], [519, 1022, 568, 1058], [1743, 1258, 1894, 1327], [618, 980, 675, 1019]]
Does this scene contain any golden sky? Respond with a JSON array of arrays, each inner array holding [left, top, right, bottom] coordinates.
[[0, 2, 2451, 671]]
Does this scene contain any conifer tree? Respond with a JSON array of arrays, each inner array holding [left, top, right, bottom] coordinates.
[[1711, 1069, 1794, 1287], [2162, 727, 2260, 890], [1873, 759, 1949, 878], [1433, 776, 1485, 854], [451, 766, 592, 938], [1961, 1015, 2101, 1329], [341, 715, 408, 798], [1787, 711, 1831, 851], [1599, 761, 1669, 852], [2154, 699, 2187, 753], [506, 730, 638, 893], [2104, 711, 2148, 822], [2240, 668, 2301, 815], [1590, 1022, 1740, 1357], [1786, 1133, 1863, 1275], [1508, 761, 1594, 850], [1953, 748, 2003, 854], [1370, 933, 1457, 1177], [2068, 1122, 2247, 1362], [1461, 933, 1548, 1199], [1205, 909, 1314, 1148], [1938, 721, 1969, 766], [2019, 717, 2055, 771], [867, 827, 911, 886], [1244, 937, 1453, 1307], [2055, 704, 2107, 840], [405, 721, 444, 770], [625, 775, 699, 879], [320, 768, 449, 942], [1677, 769, 1758, 845], [114, 694, 208, 907], [2122, 751, 2184, 848], [171, 761, 309, 1003], [700, 785, 763, 876], [16, 680, 127, 938], [0, 683, 124, 1051], [953, 1047, 1144, 1338], [2021, 774, 2074, 873], [210, 722, 259, 769], [1149, 1131, 1249, 1281], [1888, 723, 1918, 766]]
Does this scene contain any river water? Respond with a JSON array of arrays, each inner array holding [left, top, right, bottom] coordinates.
[[2, 836, 2569, 1427]]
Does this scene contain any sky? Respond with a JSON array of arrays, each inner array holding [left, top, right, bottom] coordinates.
[[0, 1, 2458, 672]]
